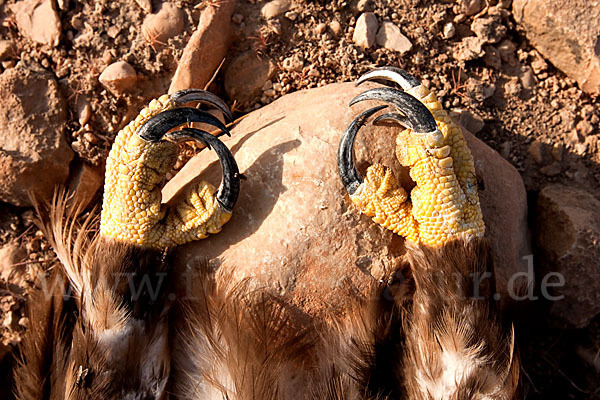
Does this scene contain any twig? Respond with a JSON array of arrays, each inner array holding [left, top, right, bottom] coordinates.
[[203, 58, 226, 91]]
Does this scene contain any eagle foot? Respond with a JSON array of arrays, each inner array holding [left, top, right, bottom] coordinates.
[[100, 90, 240, 249], [338, 66, 485, 246]]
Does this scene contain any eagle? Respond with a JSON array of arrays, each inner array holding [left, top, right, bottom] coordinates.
[[13, 68, 521, 399]]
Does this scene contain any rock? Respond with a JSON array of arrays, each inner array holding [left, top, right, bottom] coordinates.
[[460, 0, 483, 16], [164, 82, 531, 319], [10, 0, 61, 47], [442, 22, 456, 39], [499, 141, 511, 159], [576, 120, 594, 137], [536, 184, 600, 327], [520, 67, 536, 90], [0, 242, 27, 284], [261, 0, 290, 19], [224, 51, 276, 105], [0, 40, 14, 61], [463, 126, 531, 305], [352, 12, 378, 49], [356, 0, 373, 12], [169, 0, 235, 93], [540, 162, 562, 177], [134, 0, 152, 13], [455, 36, 485, 62], [99, 61, 138, 95], [141, 2, 186, 46], [66, 161, 104, 212], [375, 21, 412, 54], [483, 46, 502, 69], [330, 20, 342, 36], [0, 65, 73, 206], [282, 53, 304, 72], [530, 51, 548, 74], [314, 23, 327, 35], [453, 109, 485, 133], [482, 83, 496, 99], [513, 0, 600, 94], [471, 16, 507, 44], [76, 96, 92, 126], [528, 140, 547, 164], [504, 77, 521, 96]]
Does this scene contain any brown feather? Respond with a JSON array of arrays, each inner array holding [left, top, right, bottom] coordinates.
[[15, 191, 172, 399], [402, 237, 521, 400], [13, 267, 71, 400]]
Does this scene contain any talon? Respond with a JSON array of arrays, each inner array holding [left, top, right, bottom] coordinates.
[[137, 107, 230, 142], [339, 67, 485, 246], [170, 89, 234, 122], [349, 87, 443, 147], [100, 91, 239, 248], [356, 65, 421, 90], [338, 105, 387, 195], [164, 128, 240, 212]]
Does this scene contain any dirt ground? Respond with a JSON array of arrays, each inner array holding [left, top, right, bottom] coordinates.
[[0, 0, 598, 398]]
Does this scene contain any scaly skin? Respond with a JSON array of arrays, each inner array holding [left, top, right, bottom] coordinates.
[[100, 95, 232, 248], [350, 85, 485, 247]]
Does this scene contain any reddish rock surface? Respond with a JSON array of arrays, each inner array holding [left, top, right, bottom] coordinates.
[[224, 51, 277, 105], [0, 65, 73, 207], [99, 61, 138, 95], [66, 161, 104, 212], [169, 0, 236, 93], [164, 82, 531, 319], [513, 0, 600, 94], [10, 0, 61, 47], [261, 0, 291, 19], [375, 21, 412, 54], [536, 184, 600, 328], [353, 12, 379, 49], [141, 2, 186, 47]]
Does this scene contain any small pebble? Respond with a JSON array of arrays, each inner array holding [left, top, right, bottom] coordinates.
[[282, 54, 304, 72], [261, 0, 291, 19], [353, 12, 378, 49], [376, 22, 413, 54], [262, 80, 273, 90], [442, 22, 455, 39], [2, 60, 16, 69], [315, 23, 326, 35], [528, 140, 546, 164], [576, 120, 594, 137], [99, 61, 138, 95], [284, 11, 298, 21], [330, 20, 342, 36], [0, 40, 14, 61]]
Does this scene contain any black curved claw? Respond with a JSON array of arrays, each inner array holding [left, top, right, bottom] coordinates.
[[137, 107, 231, 142], [164, 128, 240, 212], [349, 87, 437, 133], [170, 89, 233, 122], [337, 105, 387, 196], [356, 66, 421, 91]]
